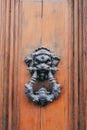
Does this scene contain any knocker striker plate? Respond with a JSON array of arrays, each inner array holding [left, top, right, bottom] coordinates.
[[24, 47, 61, 106]]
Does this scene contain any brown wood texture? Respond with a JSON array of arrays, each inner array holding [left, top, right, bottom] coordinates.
[[0, 0, 87, 130]]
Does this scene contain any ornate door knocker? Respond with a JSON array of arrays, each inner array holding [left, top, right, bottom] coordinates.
[[24, 47, 61, 106]]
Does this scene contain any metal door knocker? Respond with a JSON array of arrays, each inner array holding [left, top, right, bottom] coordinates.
[[24, 47, 61, 106]]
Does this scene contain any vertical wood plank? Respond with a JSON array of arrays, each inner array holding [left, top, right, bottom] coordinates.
[[0, 0, 2, 129], [73, 0, 79, 130], [20, 1, 42, 130], [68, 1, 74, 130], [82, 0, 87, 130], [41, 1, 74, 130], [0, 0, 11, 130], [8, 0, 20, 130], [78, 0, 85, 130], [8, 0, 15, 129]]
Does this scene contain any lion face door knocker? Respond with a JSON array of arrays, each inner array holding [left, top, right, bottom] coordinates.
[[24, 47, 61, 106]]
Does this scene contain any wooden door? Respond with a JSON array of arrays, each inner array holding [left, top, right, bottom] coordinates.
[[0, 0, 87, 130]]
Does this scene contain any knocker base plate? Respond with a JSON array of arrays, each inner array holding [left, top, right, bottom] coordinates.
[[24, 47, 61, 106]]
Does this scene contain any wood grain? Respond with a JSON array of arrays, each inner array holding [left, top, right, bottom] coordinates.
[[20, 1, 42, 130], [83, 1, 87, 129], [41, 1, 67, 130], [79, 0, 87, 130], [0, 0, 10, 130], [0, 0, 87, 130]]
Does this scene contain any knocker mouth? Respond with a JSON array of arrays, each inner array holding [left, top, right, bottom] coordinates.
[[37, 68, 49, 81]]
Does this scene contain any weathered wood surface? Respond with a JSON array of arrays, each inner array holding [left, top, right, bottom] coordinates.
[[0, 0, 87, 130]]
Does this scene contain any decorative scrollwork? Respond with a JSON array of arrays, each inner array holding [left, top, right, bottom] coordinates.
[[24, 47, 61, 106]]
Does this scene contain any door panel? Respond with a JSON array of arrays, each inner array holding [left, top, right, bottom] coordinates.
[[39, 2, 66, 130], [20, 2, 42, 130], [0, 0, 87, 130], [20, 1, 70, 130]]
